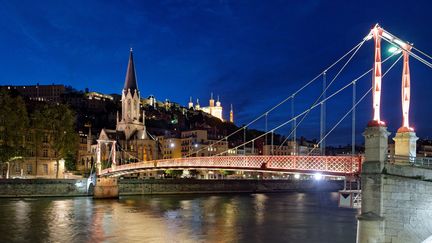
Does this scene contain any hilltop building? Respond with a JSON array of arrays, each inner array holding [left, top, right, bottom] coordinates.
[[188, 93, 232, 122], [0, 84, 65, 102]]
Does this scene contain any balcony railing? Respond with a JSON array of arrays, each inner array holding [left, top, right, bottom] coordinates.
[[387, 154, 432, 168]]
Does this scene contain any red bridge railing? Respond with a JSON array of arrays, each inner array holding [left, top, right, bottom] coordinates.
[[100, 155, 363, 177]]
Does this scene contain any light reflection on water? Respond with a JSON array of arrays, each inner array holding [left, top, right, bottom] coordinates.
[[0, 192, 358, 243]]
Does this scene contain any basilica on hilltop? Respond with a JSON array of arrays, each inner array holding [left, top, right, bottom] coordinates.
[[187, 94, 234, 123]]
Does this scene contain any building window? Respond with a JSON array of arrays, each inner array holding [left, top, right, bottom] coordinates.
[[15, 163, 20, 172], [43, 149, 48, 157], [43, 134, 48, 143], [27, 164, 32, 174], [43, 164, 48, 174]]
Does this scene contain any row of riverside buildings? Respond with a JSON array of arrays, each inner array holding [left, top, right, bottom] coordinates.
[[4, 50, 432, 179]]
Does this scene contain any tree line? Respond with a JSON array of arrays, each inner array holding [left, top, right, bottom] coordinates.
[[0, 90, 78, 178]]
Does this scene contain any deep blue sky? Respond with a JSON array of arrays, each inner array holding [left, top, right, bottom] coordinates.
[[1, 0, 432, 145]]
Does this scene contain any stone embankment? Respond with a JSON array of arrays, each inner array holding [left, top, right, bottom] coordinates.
[[0, 179, 343, 198]]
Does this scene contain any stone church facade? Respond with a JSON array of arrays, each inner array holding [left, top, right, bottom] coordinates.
[[96, 50, 157, 173]]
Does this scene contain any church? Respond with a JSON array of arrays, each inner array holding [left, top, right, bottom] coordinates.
[[97, 49, 157, 167], [188, 94, 234, 123]]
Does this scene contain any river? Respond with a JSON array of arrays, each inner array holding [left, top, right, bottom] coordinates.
[[0, 192, 358, 243]]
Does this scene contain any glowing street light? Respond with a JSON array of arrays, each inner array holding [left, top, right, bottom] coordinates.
[[294, 173, 300, 179], [314, 173, 323, 181], [388, 46, 401, 54]]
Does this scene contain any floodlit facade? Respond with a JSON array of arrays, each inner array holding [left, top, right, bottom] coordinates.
[[97, 49, 157, 164], [180, 130, 228, 157], [188, 93, 229, 121]]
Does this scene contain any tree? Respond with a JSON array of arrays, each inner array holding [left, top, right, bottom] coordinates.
[[36, 104, 78, 178], [64, 152, 76, 171], [220, 170, 235, 176], [0, 91, 29, 174], [30, 109, 45, 176], [164, 169, 183, 178]]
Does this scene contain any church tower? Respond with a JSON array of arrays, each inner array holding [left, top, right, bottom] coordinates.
[[188, 96, 193, 109], [195, 98, 200, 110], [116, 49, 146, 139], [230, 104, 234, 123], [209, 93, 215, 107]]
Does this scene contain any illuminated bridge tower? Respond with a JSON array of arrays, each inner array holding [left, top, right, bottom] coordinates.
[[357, 24, 431, 243], [393, 44, 418, 164], [357, 25, 390, 243]]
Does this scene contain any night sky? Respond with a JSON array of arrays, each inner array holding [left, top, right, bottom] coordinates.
[[1, 0, 432, 145]]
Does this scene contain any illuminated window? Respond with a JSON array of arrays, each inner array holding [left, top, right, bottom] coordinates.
[[43, 164, 48, 174], [27, 164, 32, 173], [43, 149, 48, 157], [15, 163, 20, 172]]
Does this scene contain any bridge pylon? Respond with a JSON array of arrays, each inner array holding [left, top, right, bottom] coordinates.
[[356, 124, 390, 243], [93, 139, 119, 199], [393, 44, 418, 164]]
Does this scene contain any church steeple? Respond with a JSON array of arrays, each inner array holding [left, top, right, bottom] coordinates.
[[188, 96, 194, 109], [116, 49, 148, 140], [209, 92, 215, 107], [230, 104, 234, 123], [123, 48, 138, 94]]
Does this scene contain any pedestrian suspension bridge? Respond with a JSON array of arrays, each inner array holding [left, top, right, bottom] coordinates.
[[93, 24, 432, 193]]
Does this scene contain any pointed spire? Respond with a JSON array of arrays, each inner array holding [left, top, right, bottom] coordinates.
[[123, 49, 138, 94], [188, 96, 194, 109], [209, 92, 215, 107], [195, 98, 200, 109], [216, 95, 221, 106], [230, 104, 234, 123]]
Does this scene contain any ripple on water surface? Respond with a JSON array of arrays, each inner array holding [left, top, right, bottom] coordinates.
[[0, 192, 358, 243]]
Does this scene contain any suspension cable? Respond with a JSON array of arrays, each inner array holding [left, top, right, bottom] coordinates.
[[380, 37, 432, 69], [278, 50, 400, 149], [412, 46, 432, 61], [214, 61, 379, 157], [185, 38, 368, 157], [307, 54, 403, 155], [278, 39, 366, 148]]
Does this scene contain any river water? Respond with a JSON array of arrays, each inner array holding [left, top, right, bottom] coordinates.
[[0, 192, 358, 243]]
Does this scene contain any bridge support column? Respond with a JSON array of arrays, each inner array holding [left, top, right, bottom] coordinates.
[[94, 177, 119, 199], [393, 131, 418, 165], [356, 125, 390, 243], [96, 140, 102, 174]]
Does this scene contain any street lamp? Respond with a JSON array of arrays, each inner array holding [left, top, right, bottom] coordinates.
[[388, 46, 401, 54]]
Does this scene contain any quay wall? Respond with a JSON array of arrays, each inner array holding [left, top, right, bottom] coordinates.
[[0, 179, 344, 198], [0, 179, 88, 197], [118, 179, 344, 195]]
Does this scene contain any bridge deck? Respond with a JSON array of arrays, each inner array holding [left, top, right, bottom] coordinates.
[[100, 155, 363, 177]]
